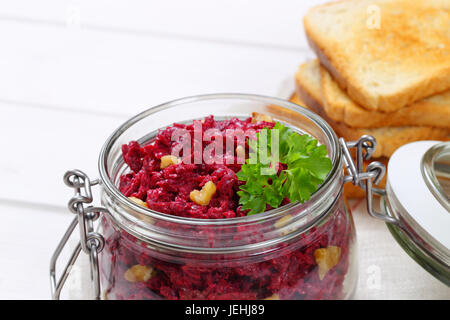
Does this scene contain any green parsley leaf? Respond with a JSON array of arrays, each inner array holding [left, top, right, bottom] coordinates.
[[237, 122, 332, 215]]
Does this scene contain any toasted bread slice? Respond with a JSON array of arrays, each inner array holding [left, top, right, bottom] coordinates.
[[320, 64, 450, 129], [295, 60, 449, 158], [304, 0, 450, 112], [290, 93, 387, 199]]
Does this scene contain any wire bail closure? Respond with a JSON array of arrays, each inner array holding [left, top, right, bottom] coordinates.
[[340, 135, 398, 225], [50, 169, 107, 300]]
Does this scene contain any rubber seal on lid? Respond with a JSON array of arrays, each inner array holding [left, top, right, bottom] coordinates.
[[421, 142, 450, 213]]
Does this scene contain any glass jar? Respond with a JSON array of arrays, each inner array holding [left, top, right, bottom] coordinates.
[[380, 141, 450, 285], [51, 94, 386, 300]]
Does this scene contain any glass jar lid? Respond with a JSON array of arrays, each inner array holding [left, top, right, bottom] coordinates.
[[383, 140, 450, 284]]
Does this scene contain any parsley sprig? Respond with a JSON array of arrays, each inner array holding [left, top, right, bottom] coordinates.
[[236, 122, 332, 215]]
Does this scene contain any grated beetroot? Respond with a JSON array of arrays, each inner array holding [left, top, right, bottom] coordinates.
[[118, 115, 273, 219], [99, 116, 354, 300]]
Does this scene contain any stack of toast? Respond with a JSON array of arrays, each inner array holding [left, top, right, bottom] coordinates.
[[291, 0, 450, 197]]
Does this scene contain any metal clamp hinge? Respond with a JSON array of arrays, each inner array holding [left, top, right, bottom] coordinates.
[[50, 169, 108, 300], [340, 136, 398, 225]]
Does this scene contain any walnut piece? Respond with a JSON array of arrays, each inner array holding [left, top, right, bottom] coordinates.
[[160, 155, 181, 169], [128, 197, 155, 224], [274, 214, 292, 229], [124, 264, 154, 283], [264, 293, 280, 300], [128, 196, 148, 208], [190, 181, 217, 206], [314, 246, 341, 280], [251, 112, 273, 123], [236, 145, 246, 159]]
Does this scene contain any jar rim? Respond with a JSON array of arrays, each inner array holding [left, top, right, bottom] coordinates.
[[98, 93, 342, 226]]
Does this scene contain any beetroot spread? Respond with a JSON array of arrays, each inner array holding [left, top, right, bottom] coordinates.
[[100, 116, 355, 300], [118, 116, 274, 218]]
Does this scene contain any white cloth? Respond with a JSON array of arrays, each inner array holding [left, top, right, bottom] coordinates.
[[352, 200, 449, 299]]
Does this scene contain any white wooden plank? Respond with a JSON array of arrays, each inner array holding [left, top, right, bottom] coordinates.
[[0, 0, 330, 49], [0, 20, 313, 116], [0, 103, 126, 207], [0, 203, 74, 299]]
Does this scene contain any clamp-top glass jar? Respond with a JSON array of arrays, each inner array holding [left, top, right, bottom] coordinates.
[[51, 94, 388, 300]]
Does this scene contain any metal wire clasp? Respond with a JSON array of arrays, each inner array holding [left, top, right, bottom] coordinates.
[[50, 169, 108, 300], [340, 136, 398, 225]]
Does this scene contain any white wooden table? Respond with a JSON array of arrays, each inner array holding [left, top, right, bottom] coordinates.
[[0, 0, 448, 300]]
